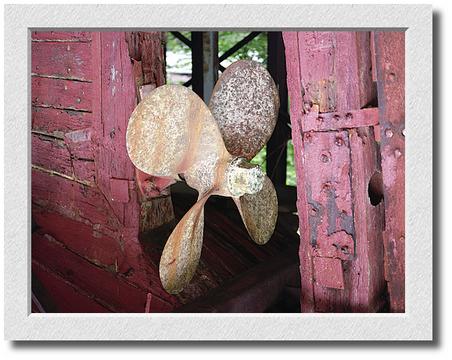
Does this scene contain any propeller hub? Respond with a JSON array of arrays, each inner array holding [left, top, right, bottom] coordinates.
[[226, 157, 264, 197]]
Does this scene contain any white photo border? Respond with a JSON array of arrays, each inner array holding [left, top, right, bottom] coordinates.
[[4, 4, 432, 341]]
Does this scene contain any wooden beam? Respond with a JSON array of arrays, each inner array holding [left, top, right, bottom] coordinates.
[[170, 31, 192, 48], [374, 31, 405, 313]]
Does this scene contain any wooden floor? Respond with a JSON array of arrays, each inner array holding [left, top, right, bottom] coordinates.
[[140, 183, 301, 312]]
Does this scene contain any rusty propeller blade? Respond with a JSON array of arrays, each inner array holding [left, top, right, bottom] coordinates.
[[233, 176, 278, 245], [159, 194, 210, 294], [126, 84, 230, 196], [209, 60, 280, 160]]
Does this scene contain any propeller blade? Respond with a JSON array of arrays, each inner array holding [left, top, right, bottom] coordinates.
[[126, 85, 225, 183], [234, 176, 278, 245], [209, 60, 280, 160], [159, 195, 210, 294]]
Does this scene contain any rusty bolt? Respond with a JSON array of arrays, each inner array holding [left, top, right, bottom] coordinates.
[[345, 113, 353, 121], [333, 114, 341, 121], [335, 137, 344, 147], [317, 116, 324, 123], [388, 72, 397, 82], [320, 152, 331, 163]]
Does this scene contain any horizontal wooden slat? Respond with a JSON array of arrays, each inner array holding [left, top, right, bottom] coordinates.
[[32, 231, 164, 312], [32, 106, 93, 135], [32, 131, 95, 183], [32, 261, 110, 313], [32, 169, 116, 228], [32, 133, 73, 176], [32, 77, 92, 111], [302, 108, 379, 132], [32, 41, 93, 81], [33, 208, 125, 270], [31, 31, 92, 42]]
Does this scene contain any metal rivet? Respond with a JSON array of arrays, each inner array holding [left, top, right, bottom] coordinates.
[[402, 129, 406, 136], [385, 128, 393, 138], [335, 137, 344, 146], [394, 149, 402, 158], [320, 153, 330, 163]]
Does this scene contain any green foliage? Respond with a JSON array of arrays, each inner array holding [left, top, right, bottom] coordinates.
[[218, 32, 267, 65], [250, 146, 267, 173], [286, 140, 296, 186]]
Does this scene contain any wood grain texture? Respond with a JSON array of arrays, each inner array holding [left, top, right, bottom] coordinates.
[[32, 31, 92, 42], [283, 31, 386, 312], [32, 41, 93, 81], [375, 32, 405, 313], [32, 76, 92, 111], [32, 106, 93, 136], [282, 32, 315, 312], [32, 261, 110, 313]]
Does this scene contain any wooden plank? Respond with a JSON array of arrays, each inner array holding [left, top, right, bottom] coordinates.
[[32, 41, 93, 81], [32, 77, 92, 111], [284, 31, 386, 313], [33, 231, 152, 312], [33, 208, 125, 271], [32, 31, 92, 42], [282, 32, 315, 312], [313, 257, 344, 289], [303, 131, 355, 260], [32, 261, 111, 313], [32, 168, 120, 229], [349, 127, 386, 312], [302, 108, 378, 132], [32, 133, 73, 177], [375, 32, 405, 312], [32, 106, 93, 135]]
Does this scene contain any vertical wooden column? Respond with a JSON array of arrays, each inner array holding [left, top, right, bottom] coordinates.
[[283, 31, 386, 312], [374, 32, 405, 312]]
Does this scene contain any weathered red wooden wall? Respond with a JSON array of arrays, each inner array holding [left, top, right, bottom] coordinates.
[[283, 31, 404, 312], [374, 32, 405, 312], [31, 31, 179, 312]]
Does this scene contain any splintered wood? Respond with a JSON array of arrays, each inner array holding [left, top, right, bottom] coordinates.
[[283, 31, 395, 312], [31, 31, 178, 313]]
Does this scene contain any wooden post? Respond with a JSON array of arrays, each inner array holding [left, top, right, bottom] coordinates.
[[374, 32, 405, 312], [283, 31, 386, 312]]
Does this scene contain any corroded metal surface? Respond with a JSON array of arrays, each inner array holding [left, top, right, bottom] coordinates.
[[159, 195, 208, 294], [235, 176, 278, 245], [209, 60, 279, 160], [126, 61, 279, 293]]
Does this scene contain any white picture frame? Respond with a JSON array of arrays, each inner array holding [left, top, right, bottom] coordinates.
[[4, 4, 432, 341]]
